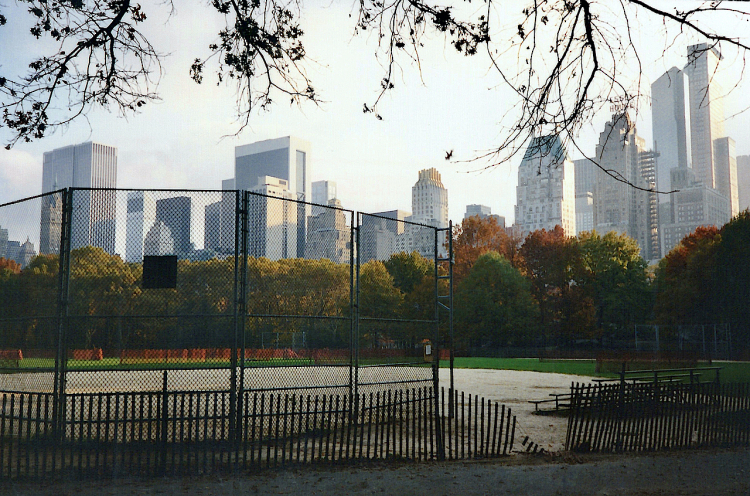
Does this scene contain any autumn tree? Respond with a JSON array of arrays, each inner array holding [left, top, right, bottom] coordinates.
[[714, 211, 750, 349], [519, 226, 588, 345], [452, 215, 522, 284]]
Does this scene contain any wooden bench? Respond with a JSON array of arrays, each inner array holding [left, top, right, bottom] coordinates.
[[529, 392, 571, 412]]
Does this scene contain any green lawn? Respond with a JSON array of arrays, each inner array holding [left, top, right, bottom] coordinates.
[[439, 357, 750, 383]]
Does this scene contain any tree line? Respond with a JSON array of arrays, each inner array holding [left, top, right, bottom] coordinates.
[[1, 212, 749, 355]]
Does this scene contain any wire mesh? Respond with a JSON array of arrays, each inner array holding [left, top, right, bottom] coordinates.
[[0, 192, 61, 393], [242, 193, 354, 396], [356, 213, 438, 395], [0, 189, 446, 400]]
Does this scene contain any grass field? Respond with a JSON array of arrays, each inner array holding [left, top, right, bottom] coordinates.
[[6, 356, 750, 383], [438, 357, 750, 383]]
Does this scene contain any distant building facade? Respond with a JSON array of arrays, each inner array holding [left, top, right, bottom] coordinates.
[[125, 191, 156, 263], [651, 66, 691, 203], [515, 135, 576, 236], [397, 168, 449, 258], [40, 141, 117, 254], [204, 201, 222, 252], [713, 137, 739, 216], [464, 204, 505, 228], [593, 114, 658, 259], [305, 198, 350, 263], [155, 196, 192, 255], [661, 168, 731, 254], [737, 155, 750, 212], [247, 176, 297, 260], [235, 137, 311, 258], [359, 210, 410, 262], [312, 180, 337, 216]]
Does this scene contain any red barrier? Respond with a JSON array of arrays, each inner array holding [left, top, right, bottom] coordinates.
[[0, 349, 22, 360], [70, 349, 103, 361]]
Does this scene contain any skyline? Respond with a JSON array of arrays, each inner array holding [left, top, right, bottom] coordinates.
[[2, 2, 750, 226]]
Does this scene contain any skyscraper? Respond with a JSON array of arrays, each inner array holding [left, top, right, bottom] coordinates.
[[204, 201, 222, 251], [395, 168, 449, 258], [651, 67, 691, 202], [593, 114, 658, 259], [220, 178, 236, 254], [155, 196, 192, 255], [312, 180, 337, 216], [125, 191, 156, 262], [713, 137, 739, 216], [305, 198, 351, 263], [40, 141, 117, 253], [515, 135, 576, 236], [685, 43, 725, 190], [737, 155, 750, 212], [409, 168, 449, 228], [235, 137, 311, 257], [247, 176, 297, 260]]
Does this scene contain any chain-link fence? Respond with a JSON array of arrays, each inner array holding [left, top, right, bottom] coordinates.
[[0, 188, 450, 398]]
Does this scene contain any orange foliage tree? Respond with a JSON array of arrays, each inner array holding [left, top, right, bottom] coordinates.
[[452, 215, 523, 284]]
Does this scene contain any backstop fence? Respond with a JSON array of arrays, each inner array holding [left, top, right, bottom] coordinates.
[[0, 188, 470, 476]]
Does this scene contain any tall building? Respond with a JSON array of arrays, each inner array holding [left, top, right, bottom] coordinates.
[[575, 192, 594, 235], [305, 198, 351, 263], [685, 43, 726, 190], [220, 178, 236, 254], [592, 114, 660, 259], [573, 158, 596, 197], [155, 196, 192, 255], [661, 167, 731, 254], [515, 135, 576, 236], [737, 155, 750, 212], [464, 204, 505, 228], [16, 238, 36, 268], [39, 190, 63, 254], [204, 201, 222, 251], [408, 168, 448, 228], [359, 210, 410, 262], [143, 221, 175, 256], [651, 67, 691, 202], [312, 180, 337, 216], [235, 137, 311, 258], [40, 142, 117, 253], [713, 137, 739, 216], [247, 176, 297, 260], [125, 191, 156, 263], [396, 168, 449, 258], [0, 225, 7, 259]]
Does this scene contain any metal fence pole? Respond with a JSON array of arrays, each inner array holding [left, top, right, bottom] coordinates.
[[350, 215, 358, 409], [53, 188, 72, 441], [433, 227, 444, 460]]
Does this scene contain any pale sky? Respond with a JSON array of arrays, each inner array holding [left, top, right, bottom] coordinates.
[[2, 0, 750, 231]]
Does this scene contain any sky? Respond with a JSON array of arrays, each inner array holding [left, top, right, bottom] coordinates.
[[2, 0, 750, 238]]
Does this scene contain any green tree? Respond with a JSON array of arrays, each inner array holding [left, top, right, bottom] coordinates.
[[455, 251, 538, 347], [577, 230, 651, 341], [384, 251, 431, 295], [715, 211, 750, 349]]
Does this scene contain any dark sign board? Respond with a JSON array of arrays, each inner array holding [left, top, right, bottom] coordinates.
[[142, 255, 178, 289]]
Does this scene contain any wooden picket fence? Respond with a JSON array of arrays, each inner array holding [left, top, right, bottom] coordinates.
[[566, 381, 750, 452], [0, 387, 517, 479]]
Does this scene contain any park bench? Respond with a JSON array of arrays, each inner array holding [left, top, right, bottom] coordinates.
[[529, 392, 571, 412]]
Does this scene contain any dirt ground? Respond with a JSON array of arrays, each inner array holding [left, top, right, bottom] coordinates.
[[4, 448, 748, 495], [1, 369, 748, 495]]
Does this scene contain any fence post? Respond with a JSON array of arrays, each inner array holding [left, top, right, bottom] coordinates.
[[350, 215, 359, 412], [232, 190, 248, 459], [53, 188, 73, 443], [433, 227, 445, 460]]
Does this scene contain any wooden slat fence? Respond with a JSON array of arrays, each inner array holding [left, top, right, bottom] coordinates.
[[566, 381, 750, 453], [0, 387, 517, 479]]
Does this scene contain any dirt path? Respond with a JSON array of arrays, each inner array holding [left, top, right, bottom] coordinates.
[[5, 448, 748, 496]]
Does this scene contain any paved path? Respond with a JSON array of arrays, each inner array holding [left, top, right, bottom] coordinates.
[[5, 448, 748, 496]]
